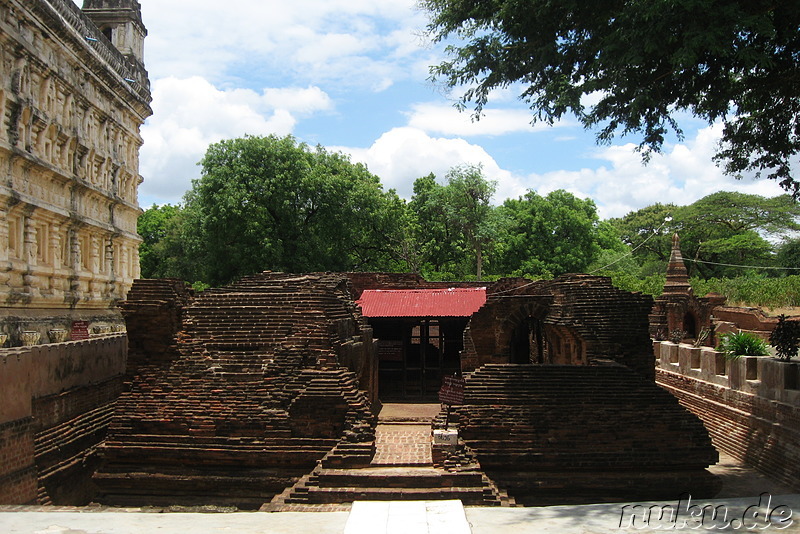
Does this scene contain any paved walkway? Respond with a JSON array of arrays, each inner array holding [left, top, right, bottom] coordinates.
[[371, 424, 432, 466], [370, 403, 439, 466], [3, 494, 799, 533]]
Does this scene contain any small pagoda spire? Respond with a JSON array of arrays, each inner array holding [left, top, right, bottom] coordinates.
[[662, 233, 692, 295]]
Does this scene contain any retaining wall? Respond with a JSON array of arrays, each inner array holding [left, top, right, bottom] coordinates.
[[0, 335, 127, 504], [654, 341, 799, 491]]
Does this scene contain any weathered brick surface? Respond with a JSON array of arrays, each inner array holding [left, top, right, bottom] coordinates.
[[1, 336, 128, 505], [463, 274, 655, 379], [96, 274, 377, 509], [0, 418, 37, 504], [32, 379, 123, 505], [439, 364, 720, 506], [656, 367, 800, 493]]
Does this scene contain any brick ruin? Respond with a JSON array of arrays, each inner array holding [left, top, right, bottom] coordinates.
[[0, 269, 727, 508], [435, 274, 720, 505], [93, 274, 377, 509], [83, 272, 721, 508], [649, 234, 727, 344], [648, 234, 799, 494]]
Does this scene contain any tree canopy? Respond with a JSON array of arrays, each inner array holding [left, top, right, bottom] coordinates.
[[175, 135, 407, 285], [498, 190, 602, 278], [609, 192, 800, 278], [421, 0, 800, 196]]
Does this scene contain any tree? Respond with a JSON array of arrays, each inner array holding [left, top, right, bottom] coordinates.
[[407, 173, 465, 277], [776, 239, 800, 276], [138, 204, 182, 279], [609, 203, 678, 275], [610, 192, 800, 278], [185, 135, 407, 286], [676, 192, 799, 276], [498, 189, 601, 277], [441, 164, 497, 280], [421, 0, 800, 196]]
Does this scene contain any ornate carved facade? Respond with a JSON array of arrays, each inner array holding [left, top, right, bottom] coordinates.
[[0, 0, 151, 343]]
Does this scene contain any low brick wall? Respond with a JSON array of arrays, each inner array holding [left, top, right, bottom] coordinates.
[[0, 335, 127, 504], [654, 341, 800, 491]]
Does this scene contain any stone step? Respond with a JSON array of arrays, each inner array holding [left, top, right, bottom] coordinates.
[[284, 485, 494, 505]]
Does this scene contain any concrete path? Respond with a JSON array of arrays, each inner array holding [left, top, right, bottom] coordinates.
[[3, 494, 799, 533]]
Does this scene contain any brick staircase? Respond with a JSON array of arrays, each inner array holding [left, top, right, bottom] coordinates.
[[437, 363, 721, 506], [94, 274, 377, 509], [265, 465, 509, 509], [263, 405, 515, 511]]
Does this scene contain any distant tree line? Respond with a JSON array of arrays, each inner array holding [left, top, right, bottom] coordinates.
[[140, 134, 800, 301]]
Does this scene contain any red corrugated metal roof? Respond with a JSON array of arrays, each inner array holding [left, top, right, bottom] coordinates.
[[356, 288, 487, 318]]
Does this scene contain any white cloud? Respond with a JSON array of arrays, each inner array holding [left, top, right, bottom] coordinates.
[[406, 102, 567, 137], [138, 76, 332, 204], [521, 124, 786, 219], [331, 127, 524, 201], [139, 0, 428, 90]]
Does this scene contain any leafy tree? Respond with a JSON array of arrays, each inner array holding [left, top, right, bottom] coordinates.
[[675, 192, 799, 277], [587, 220, 640, 276], [421, 0, 800, 195], [138, 204, 182, 279], [408, 174, 465, 276], [136, 203, 205, 282], [777, 239, 800, 276], [185, 135, 407, 286], [498, 189, 601, 278], [611, 192, 800, 278], [609, 203, 677, 276], [441, 164, 497, 280]]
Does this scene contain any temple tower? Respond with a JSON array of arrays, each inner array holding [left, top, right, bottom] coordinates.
[[82, 0, 147, 78], [662, 233, 693, 295]]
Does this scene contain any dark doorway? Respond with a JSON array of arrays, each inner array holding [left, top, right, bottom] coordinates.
[[510, 316, 545, 364], [683, 312, 697, 338], [372, 318, 466, 401]]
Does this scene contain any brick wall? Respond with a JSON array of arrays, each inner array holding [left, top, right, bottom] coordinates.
[[442, 364, 719, 506], [95, 275, 377, 509], [0, 418, 37, 504], [0, 335, 127, 504], [654, 342, 800, 491], [462, 274, 655, 378]]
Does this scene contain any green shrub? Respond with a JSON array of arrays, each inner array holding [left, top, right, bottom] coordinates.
[[716, 331, 770, 360], [770, 315, 800, 361]]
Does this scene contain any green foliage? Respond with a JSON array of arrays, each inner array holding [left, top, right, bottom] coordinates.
[[606, 273, 667, 298], [441, 164, 498, 280], [692, 276, 800, 308], [498, 190, 601, 278], [770, 315, 800, 361], [716, 331, 770, 360], [408, 165, 497, 280], [422, 0, 800, 196], [609, 192, 800, 279], [181, 134, 408, 286], [777, 239, 800, 275], [138, 204, 181, 279]]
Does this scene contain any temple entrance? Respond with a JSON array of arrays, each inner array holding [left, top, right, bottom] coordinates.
[[510, 316, 546, 364], [356, 287, 487, 402], [372, 318, 465, 401]]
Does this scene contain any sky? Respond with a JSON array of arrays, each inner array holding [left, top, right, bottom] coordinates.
[[120, 0, 786, 219]]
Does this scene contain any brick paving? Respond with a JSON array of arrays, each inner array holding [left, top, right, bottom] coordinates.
[[371, 424, 433, 466]]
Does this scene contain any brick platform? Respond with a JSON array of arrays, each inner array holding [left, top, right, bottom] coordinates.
[[371, 425, 432, 467], [94, 275, 378, 509]]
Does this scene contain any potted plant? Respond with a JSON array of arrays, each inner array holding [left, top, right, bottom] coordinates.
[[716, 331, 770, 360]]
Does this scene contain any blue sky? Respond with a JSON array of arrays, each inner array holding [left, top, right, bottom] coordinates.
[[129, 0, 786, 219]]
